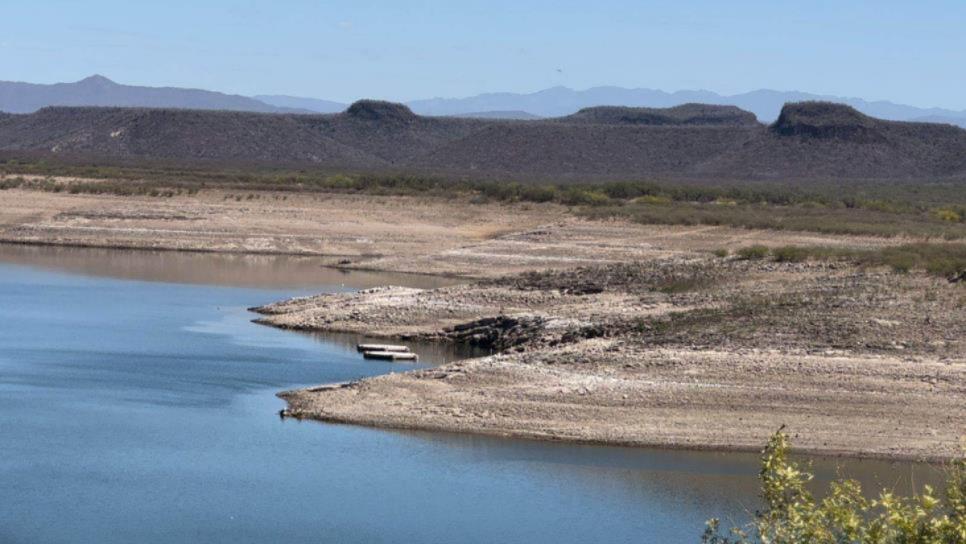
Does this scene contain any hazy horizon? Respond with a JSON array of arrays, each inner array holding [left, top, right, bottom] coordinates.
[[2, 1, 966, 111]]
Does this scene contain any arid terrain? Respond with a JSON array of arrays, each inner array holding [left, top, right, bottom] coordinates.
[[1, 180, 963, 460], [257, 257, 965, 462], [0, 181, 905, 276]]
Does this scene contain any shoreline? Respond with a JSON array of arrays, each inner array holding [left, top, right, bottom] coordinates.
[[271, 352, 965, 464], [276, 392, 953, 465], [2, 186, 963, 461], [255, 272, 965, 463]]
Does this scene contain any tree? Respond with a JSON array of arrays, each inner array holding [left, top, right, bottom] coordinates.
[[703, 429, 966, 543]]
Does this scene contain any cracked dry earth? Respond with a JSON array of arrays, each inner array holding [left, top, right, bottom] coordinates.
[[257, 257, 966, 461]]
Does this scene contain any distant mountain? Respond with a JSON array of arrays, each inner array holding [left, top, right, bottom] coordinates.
[[2, 101, 965, 182], [407, 86, 966, 127], [255, 95, 541, 120], [445, 110, 542, 120], [5, 76, 964, 128], [911, 114, 966, 127], [0, 75, 303, 114], [254, 95, 346, 114]]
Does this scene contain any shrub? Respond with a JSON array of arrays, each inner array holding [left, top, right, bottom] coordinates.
[[323, 173, 357, 190], [737, 245, 770, 260], [519, 185, 558, 203], [560, 187, 611, 206], [634, 194, 672, 205], [771, 246, 811, 263], [703, 429, 966, 544], [712, 248, 729, 258], [936, 208, 963, 223]]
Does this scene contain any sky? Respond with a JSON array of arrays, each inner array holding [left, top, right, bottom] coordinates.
[[1, 0, 965, 110]]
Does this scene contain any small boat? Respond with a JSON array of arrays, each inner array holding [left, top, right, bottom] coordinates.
[[362, 350, 419, 361], [357, 343, 410, 353]]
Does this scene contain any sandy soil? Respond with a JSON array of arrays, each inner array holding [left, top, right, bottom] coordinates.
[[279, 346, 964, 461], [0, 185, 900, 278], [0, 188, 557, 266]]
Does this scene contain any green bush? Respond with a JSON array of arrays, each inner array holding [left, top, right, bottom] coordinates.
[[935, 208, 963, 223], [560, 187, 612, 206], [519, 185, 558, 203], [634, 194, 673, 205], [703, 430, 966, 544]]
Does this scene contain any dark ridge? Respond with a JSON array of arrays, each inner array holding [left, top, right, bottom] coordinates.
[[1, 102, 965, 181], [345, 100, 416, 122], [562, 103, 760, 127], [772, 101, 883, 142], [0, 106, 379, 167]]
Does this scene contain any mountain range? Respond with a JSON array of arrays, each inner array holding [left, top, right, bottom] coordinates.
[[403, 87, 966, 127], [0, 75, 310, 114], [2, 75, 965, 128], [2, 100, 965, 182]]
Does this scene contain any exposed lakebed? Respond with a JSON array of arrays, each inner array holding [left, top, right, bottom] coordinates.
[[0, 245, 943, 544]]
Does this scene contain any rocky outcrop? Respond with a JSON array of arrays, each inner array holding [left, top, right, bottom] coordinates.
[[771, 102, 884, 142], [344, 100, 417, 122], [562, 103, 760, 127]]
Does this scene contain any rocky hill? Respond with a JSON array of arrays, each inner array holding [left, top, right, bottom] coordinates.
[[559, 104, 759, 126], [1, 100, 965, 181]]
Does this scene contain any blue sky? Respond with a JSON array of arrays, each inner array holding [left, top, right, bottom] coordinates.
[[1, 0, 964, 109]]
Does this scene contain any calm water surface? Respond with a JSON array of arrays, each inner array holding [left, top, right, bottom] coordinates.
[[0, 246, 941, 544]]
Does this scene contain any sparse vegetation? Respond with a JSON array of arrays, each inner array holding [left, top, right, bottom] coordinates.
[[703, 430, 966, 544], [729, 243, 966, 277], [2, 155, 965, 238]]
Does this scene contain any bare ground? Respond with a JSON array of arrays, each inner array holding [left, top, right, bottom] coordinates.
[[259, 259, 966, 462], [0, 184, 901, 278]]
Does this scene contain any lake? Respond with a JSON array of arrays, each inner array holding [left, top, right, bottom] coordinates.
[[0, 245, 941, 544]]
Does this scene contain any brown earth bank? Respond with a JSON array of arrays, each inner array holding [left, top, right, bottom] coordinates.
[[0, 184, 906, 277], [257, 258, 966, 462]]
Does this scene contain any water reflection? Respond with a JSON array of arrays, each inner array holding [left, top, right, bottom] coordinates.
[[299, 330, 493, 368], [0, 243, 460, 289]]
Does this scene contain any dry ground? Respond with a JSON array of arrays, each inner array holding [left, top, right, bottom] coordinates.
[[259, 258, 966, 461], [0, 184, 902, 277]]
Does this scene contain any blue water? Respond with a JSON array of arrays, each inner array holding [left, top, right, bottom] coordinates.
[[0, 249, 937, 544]]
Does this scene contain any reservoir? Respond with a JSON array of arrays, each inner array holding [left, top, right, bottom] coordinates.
[[0, 245, 941, 544]]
